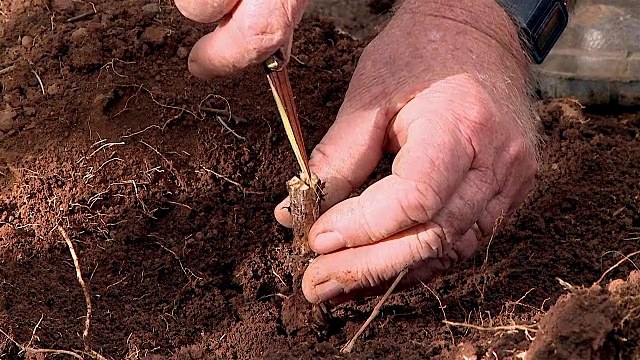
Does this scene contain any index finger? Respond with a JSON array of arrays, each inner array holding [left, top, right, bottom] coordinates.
[[175, 0, 240, 24]]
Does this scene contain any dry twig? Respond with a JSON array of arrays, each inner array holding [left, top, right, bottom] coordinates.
[[341, 266, 409, 353], [26, 314, 44, 348], [422, 282, 455, 345], [199, 107, 247, 125], [0, 226, 106, 359], [115, 84, 199, 127], [31, 68, 45, 95], [0, 65, 16, 75], [67, 11, 96, 22], [443, 320, 537, 333], [596, 250, 640, 286], [151, 237, 203, 281], [198, 94, 245, 140], [139, 140, 184, 187], [201, 166, 242, 189], [99, 58, 135, 80], [0, 330, 85, 360], [58, 225, 93, 349], [87, 142, 125, 158], [484, 214, 504, 264]]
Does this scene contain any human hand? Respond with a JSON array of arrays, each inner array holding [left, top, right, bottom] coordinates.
[[174, 0, 308, 78], [273, 0, 540, 304]]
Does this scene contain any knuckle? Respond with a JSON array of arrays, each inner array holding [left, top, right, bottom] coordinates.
[[241, 19, 290, 54], [358, 200, 388, 244], [412, 224, 446, 262], [356, 260, 399, 290], [410, 224, 461, 270], [358, 267, 379, 289], [398, 180, 441, 224], [507, 138, 539, 180]]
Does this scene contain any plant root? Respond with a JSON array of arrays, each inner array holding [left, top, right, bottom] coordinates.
[[341, 266, 409, 353]]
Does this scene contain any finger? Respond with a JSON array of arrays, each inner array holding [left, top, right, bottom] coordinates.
[[188, 0, 307, 78], [273, 96, 389, 228], [174, 0, 240, 23], [476, 143, 537, 236], [477, 164, 536, 236], [306, 89, 477, 254], [302, 223, 480, 304]]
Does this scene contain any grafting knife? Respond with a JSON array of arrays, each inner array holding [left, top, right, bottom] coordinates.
[[263, 49, 312, 182]]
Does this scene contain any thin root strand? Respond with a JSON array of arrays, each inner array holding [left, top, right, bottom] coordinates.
[[341, 266, 409, 353], [443, 320, 538, 333], [57, 225, 93, 349]]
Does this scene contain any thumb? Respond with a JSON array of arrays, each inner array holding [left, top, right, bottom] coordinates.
[[274, 100, 389, 227], [187, 0, 309, 79]]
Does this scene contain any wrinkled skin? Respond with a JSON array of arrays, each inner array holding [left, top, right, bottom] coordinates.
[[176, 0, 538, 304]]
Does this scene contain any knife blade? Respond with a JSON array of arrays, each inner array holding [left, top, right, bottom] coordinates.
[[264, 50, 312, 182]]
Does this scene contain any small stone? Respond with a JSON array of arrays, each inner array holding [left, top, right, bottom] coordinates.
[[194, 232, 204, 241], [155, 75, 161, 81], [21, 35, 33, 48], [23, 107, 36, 116], [142, 3, 161, 13], [47, 84, 59, 95], [140, 26, 167, 45], [70, 27, 89, 42], [176, 46, 189, 59]]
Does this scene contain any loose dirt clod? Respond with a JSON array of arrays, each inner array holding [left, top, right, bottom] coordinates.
[[526, 268, 640, 360], [526, 285, 618, 360]]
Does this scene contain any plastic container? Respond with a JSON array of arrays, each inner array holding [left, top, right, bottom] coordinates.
[[535, 0, 639, 106]]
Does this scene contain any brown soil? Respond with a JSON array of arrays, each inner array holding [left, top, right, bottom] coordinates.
[[1, 1, 639, 359]]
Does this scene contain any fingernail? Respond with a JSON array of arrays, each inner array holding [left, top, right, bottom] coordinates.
[[314, 280, 345, 302], [313, 232, 345, 254]]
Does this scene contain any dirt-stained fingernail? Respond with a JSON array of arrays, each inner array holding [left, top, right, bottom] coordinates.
[[312, 232, 345, 254], [314, 280, 345, 303]]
